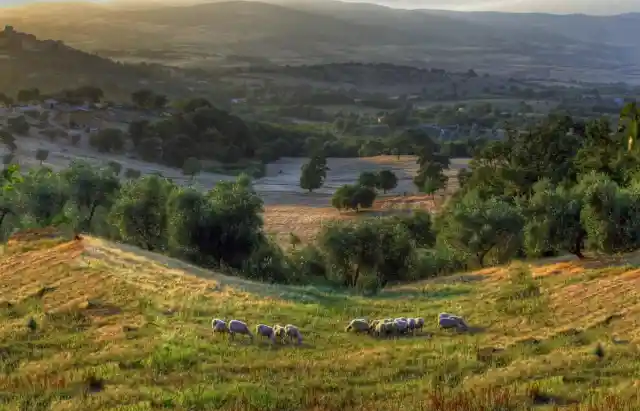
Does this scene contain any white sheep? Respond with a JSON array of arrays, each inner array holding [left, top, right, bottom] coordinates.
[[255, 324, 277, 343], [228, 319, 253, 342], [273, 324, 286, 341], [345, 319, 371, 334], [394, 319, 409, 334], [438, 313, 468, 331], [414, 317, 425, 331], [211, 318, 228, 335], [407, 318, 416, 331], [284, 324, 303, 345]]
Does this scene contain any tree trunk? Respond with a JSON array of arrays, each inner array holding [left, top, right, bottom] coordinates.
[[570, 232, 586, 260], [353, 265, 360, 288], [0, 210, 9, 229], [86, 202, 99, 228]]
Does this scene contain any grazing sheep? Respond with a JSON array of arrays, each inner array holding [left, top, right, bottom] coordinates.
[[255, 324, 277, 343], [273, 324, 286, 341], [395, 317, 408, 323], [211, 318, 228, 335], [284, 324, 303, 345], [374, 321, 395, 337], [228, 320, 253, 341], [394, 319, 409, 334], [414, 317, 425, 331], [369, 319, 380, 330], [346, 319, 371, 334], [407, 318, 416, 331], [438, 313, 468, 331]]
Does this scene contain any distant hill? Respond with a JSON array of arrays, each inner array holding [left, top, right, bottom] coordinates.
[[0, 25, 189, 99], [2, 0, 640, 83]]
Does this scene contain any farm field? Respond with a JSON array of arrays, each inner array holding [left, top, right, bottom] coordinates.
[[6, 131, 466, 244], [0, 231, 639, 410]]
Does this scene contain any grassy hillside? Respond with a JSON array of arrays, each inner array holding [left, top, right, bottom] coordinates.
[[1, 230, 640, 410], [0, 27, 189, 98]]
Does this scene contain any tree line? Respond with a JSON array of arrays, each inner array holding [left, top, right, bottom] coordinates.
[[0, 102, 637, 294]]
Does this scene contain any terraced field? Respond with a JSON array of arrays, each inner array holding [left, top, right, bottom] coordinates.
[[0, 231, 639, 410]]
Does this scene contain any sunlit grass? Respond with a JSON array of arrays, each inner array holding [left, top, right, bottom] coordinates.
[[0, 233, 639, 410]]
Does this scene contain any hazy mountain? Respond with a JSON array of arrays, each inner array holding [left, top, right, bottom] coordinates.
[[2, 0, 639, 82]]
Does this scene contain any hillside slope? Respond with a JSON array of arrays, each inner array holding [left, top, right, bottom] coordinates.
[[0, 27, 185, 98], [1, 230, 640, 409], [3, 1, 639, 82]]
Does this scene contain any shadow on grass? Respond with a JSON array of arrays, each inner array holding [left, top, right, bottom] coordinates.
[[373, 286, 472, 300]]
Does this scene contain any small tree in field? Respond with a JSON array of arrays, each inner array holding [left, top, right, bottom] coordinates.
[[332, 184, 377, 212], [182, 157, 202, 182], [300, 155, 329, 193], [358, 171, 378, 189], [107, 161, 122, 176], [376, 169, 398, 194], [124, 168, 142, 179], [35, 149, 49, 165]]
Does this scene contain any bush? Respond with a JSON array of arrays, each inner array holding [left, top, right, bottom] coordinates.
[[2, 153, 15, 165], [124, 168, 142, 179], [7, 116, 29, 135], [107, 161, 122, 176], [331, 184, 377, 212], [89, 128, 125, 153], [35, 149, 49, 165]]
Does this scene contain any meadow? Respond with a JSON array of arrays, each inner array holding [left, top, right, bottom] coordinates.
[[1, 231, 639, 410]]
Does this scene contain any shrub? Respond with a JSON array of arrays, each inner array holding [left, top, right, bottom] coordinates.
[[124, 168, 142, 179], [107, 161, 122, 176], [35, 149, 49, 165]]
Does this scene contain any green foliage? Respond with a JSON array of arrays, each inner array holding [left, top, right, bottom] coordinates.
[[318, 218, 415, 293], [523, 180, 585, 259], [376, 169, 397, 193], [0, 130, 17, 153], [62, 161, 120, 230], [137, 137, 163, 162], [109, 175, 173, 251], [131, 89, 155, 108], [128, 120, 152, 148], [620, 101, 640, 151], [182, 157, 202, 181], [299, 156, 329, 192], [7, 116, 29, 135], [437, 192, 524, 267], [124, 168, 142, 179], [331, 184, 376, 212], [357, 171, 378, 189], [107, 161, 122, 176], [89, 128, 125, 153], [389, 210, 436, 248], [35, 149, 49, 165]]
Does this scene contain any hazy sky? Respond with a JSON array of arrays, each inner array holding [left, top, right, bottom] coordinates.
[[1, 0, 638, 15]]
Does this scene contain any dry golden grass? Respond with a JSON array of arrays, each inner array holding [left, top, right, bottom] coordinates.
[[2, 231, 640, 410], [262, 155, 464, 246], [263, 195, 445, 246]]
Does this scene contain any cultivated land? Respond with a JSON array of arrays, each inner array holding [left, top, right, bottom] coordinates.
[[5, 123, 466, 244], [1, 231, 640, 410]]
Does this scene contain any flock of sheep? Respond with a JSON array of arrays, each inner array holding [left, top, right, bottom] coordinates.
[[346, 313, 468, 337], [211, 319, 303, 345], [211, 313, 468, 345]]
